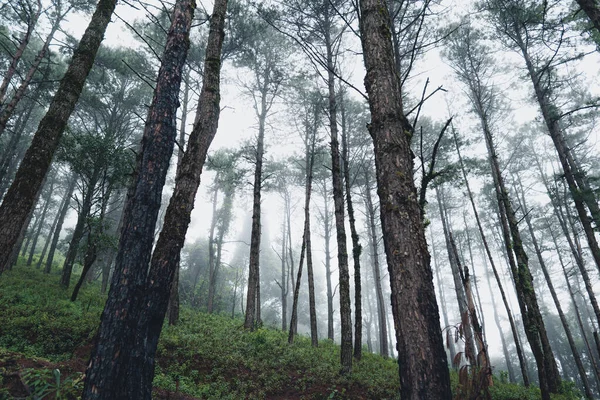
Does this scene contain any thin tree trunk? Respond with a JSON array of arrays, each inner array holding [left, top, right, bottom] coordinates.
[[207, 177, 220, 313], [363, 168, 388, 358], [166, 68, 191, 323], [435, 186, 477, 365], [26, 174, 55, 266], [279, 216, 288, 331], [340, 92, 362, 359], [429, 225, 456, 365], [244, 82, 269, 330], [45, 173, 76, 273], [0, 0, 118, 274], [82, 1, 196, 398], [358, 1, 451, 397], [320, 178, 335, 341]]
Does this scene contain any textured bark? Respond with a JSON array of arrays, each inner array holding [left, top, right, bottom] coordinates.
[[45, 174, 76, 273], [340, 94, 362, 360], [363, 169, 388, 358], [82, 1, 195, 398], [130, 0, 226, 394], [453, 129, 529, 386], [575, 0, 600, 34], [0, 0, 117, 274], [514, 176, 593, 399], [323, 6, 352, 374], [166, 69, 191, 323], [358, 1, 451, 397]]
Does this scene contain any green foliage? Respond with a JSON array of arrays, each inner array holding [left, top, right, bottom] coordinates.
[[21, 368, 83, 399], [0, 265, 583, 399], [0, 264, 104, 360]]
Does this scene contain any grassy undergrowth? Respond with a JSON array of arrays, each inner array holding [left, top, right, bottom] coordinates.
[[0, 264, 583, 399]]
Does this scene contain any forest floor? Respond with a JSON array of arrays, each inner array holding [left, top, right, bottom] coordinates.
[[0, 264, 582, 399]]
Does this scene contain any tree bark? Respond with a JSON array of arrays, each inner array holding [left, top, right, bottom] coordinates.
[[575, 0, 600, 35], [82, 1, 196, 398], [358, 1, 452, 397], [0, 0, 117, 274]]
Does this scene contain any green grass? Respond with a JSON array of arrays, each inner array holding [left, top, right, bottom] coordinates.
[[0, 264, 584, 399]]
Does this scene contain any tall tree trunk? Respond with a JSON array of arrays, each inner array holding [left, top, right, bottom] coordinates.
[[45, 173, 76, 273], [130, 0, 226, 395], [82, 1, 196, 398], [482, 116, 560, 398], [26, 174, 55, 266], [456, 130, 528, 384], [514, 175, 593, 398], [323, 4, 352, 373], [435, 186, 477, 365], [320, 178, 335, 341], [244, 83, 269, 330], [166, 68, 191, 324], [279, 216, 288, 331], [358, 1, 452, 397], [0, 0, 117, 274], [340, 92, 362, 359], [363, 168, 388, 358], [207, 177, 220, 313]]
